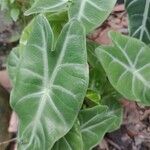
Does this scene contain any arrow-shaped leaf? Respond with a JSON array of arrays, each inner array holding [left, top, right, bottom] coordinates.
[[10, 15, 89, 149], [52, 104, 121, 150], [24, 0, 68, 16], [69, 0, 117, 33], [125, 0, 150, 44], [96, 31, 150, 105]]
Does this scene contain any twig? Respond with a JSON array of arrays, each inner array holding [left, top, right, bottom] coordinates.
[[140, 110, 150, 121], [0, 138, 17, 146], [106, 138, 121, 150]]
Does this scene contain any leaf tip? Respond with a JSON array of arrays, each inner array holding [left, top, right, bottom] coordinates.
[[24, 10, 30, 16]]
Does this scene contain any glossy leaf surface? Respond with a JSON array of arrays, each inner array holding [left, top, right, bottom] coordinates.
[[125, 0, 150, 44], [69, 0, 117, 33], [10, 15, 89, 149], [96, 32, 150, 104]]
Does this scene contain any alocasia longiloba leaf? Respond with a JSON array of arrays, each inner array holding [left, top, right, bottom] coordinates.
[[52, 104, 122, 150], [125, 0, 150, 44], [96, 31, 150, 105], [79, 105, 118, 150], [9, 14, 89, 149], [24, 0, 68, 16], [69, 0, 117, 33]]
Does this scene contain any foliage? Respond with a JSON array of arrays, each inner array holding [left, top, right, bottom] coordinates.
[[6, 0, 150, 149], [0, 0, 34, 21], [125, 0, 150, 44], [96, 31, 150, 105]]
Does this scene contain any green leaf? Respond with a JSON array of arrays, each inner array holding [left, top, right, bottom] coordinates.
[[96, 31, 150, 105], [10, 0, 15, 4], [69, 0, 117, 33], [10, 15, 89, 149], [87, 41, 107, 95], [86, 89, 101, 104], [125, 0, 150, 44], [7, 46, 20, 85], [24, 0, 68, 16], [87, 40, 100, 69], [10, 8, 19, 21], [0, 0, 9, 10], [101, 96, 123, 132], [7, 19, 36, 85], [79, 105, 118, 150], [47, 11, 68, 47], [52, 121, 83, 150]]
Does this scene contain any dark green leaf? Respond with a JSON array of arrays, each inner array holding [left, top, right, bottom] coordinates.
[[101, 96, 123, 132], [96, 31, 150, 105], [69, 0, 117, 33], [79, 105, 118, 150], [125, 0, 150, 44], [86, 89, 101, 104], [52, 121, 83, 150], [24, 0, 68, 16], [9, 15, 89, 149]]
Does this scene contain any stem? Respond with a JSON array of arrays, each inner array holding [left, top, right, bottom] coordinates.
[[0, 138, 17, 146]]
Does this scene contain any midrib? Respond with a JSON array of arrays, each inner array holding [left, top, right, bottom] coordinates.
[[26, 23, 71, 148], [43, 1, 67, 10], [26, 24, 71, 147], [77, 0, 86, 20], [49, 28, 71, 85], [140, 0, 150, 40], [25, 92, 47, 149], [101, 50, 150, 88]]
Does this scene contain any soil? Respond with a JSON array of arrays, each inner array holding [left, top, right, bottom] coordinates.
[[0, 3, 149, 150]]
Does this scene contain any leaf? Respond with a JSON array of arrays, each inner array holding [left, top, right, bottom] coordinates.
[[0, 0, 9, 10], [7, 20, 34, 85], [79, 105, 118, 150], [10, 0, 15, 4], [47, 11, 68, 47], [86, 89, 101, 104], [10, 8, 19, 21], [101, 95, 123, 132], [87, 40, 100, 69], [52, 121, 83, 150], [125, 0, 150, 44], [10, 15, 89, 149], [69, 0, 117, 33], [87, 41, 107, 95], [96, 31, 150, 105], [24, 0, 68, 16], [7, 46, 20, 85]]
